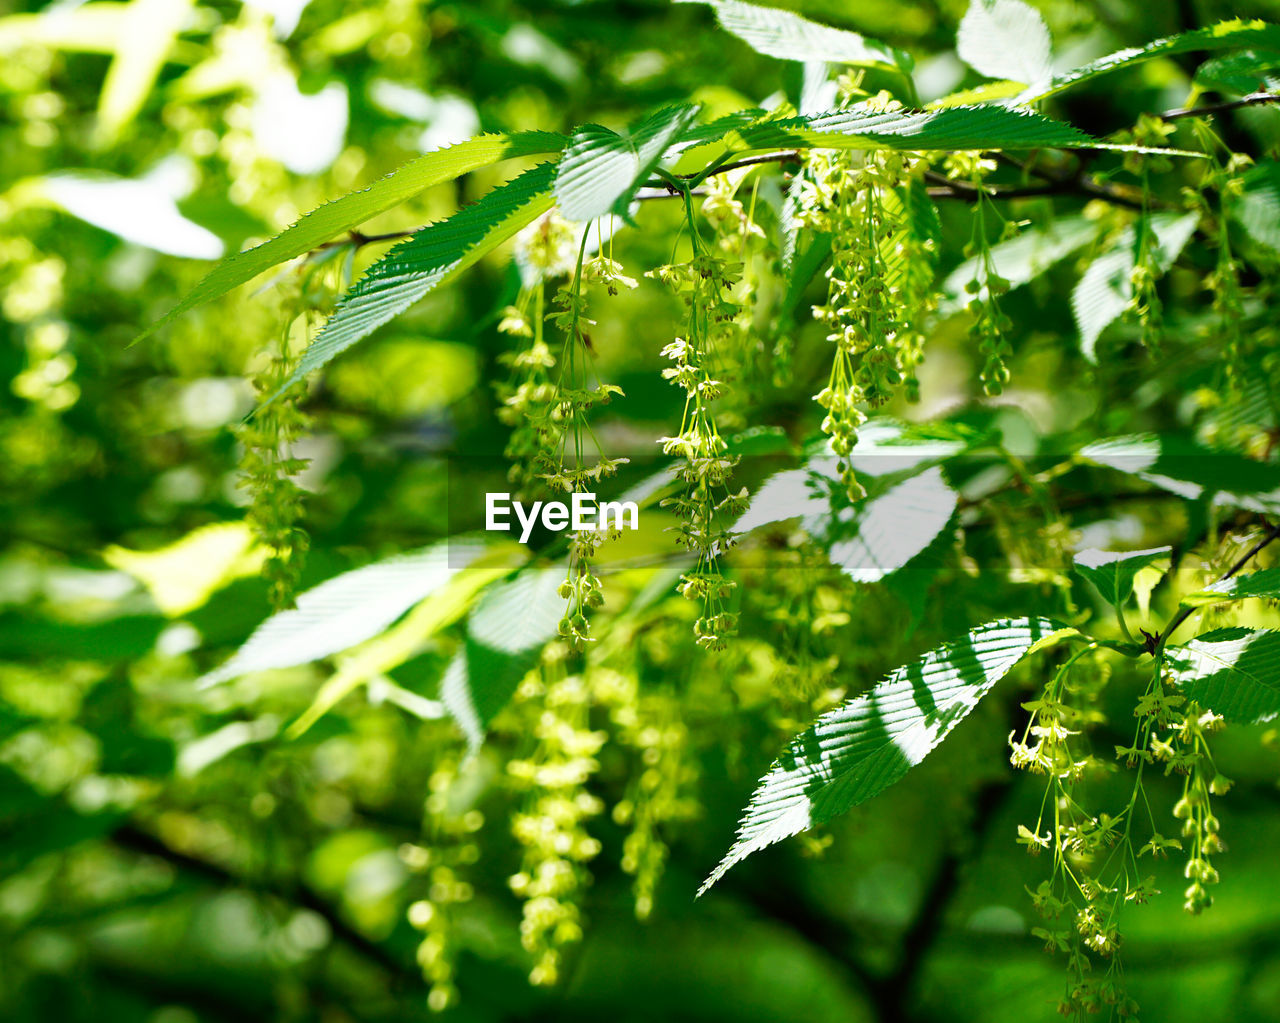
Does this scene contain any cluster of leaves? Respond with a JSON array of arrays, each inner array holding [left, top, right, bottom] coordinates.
[[6, 0, 1280, 1019]]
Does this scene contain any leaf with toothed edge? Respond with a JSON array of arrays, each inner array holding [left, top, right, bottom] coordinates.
[[699, 616, 1068, 895], [134, 131, 566, 342], [272, 162, 558, 400], [1166, 628, 1280, 723]]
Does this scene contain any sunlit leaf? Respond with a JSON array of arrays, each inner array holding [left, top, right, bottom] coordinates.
[[700, 617, 1067, 893], [957, 0, 1053, 88], [1180, 568, 1280, 608], [135, 130, 566, 341], [1073, 546, 1172, 610], [1167, 628, 1280, 723]]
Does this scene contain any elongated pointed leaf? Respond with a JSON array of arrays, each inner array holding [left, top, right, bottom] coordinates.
[[1080, 434, 1280, 512], [941, 214, 1097, 313], [555, 105, 700, 222], [700, 616, 1066, 893], [958, 0, 1053, 88], [1020, 19, 1280, 103], [726, 104, 1100, 152], [1073, 546, 1172, 609], [676, 0, 908, 73], [441, 568, 564, 748], [136, 131, 565, 341], [1073, 212, 1199, 361], [1180, 568, 1280, 608], [280, 161, 557, 393], [1167, 628, 1280, 723], [827, 467, 957, 582], [286, 554, 516, 738], [199, 538, 524, 686], [1235, 161, 1280, 253]]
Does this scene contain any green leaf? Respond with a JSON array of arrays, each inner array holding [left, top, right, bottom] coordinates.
[[675, 0, 909, 74], [1072, 212, 1199, 361], [727, 103, 1101, 152], [1020, 19, 1280, 103], [1234, 161, 1280, 253], [441, 568, 564, 749], [555, 105, 700, 222], [1194, 49, 1280, 95], [957, 0, 1053, 88], [941, 214, 1097, 313], [199, 538, 526, 687], [278, 161, 557, 395], [1079, 434, 1280, 512], [1073, 547, 1172, 609], [96, 0, 194, 146], [699, 616, 1067, 894], [1180, 568, 1280, 608], [135, 131, 566, 341], [286, 553, 516, 739], [1166, 628, 1280, 723], [827, 467, 958, 582]]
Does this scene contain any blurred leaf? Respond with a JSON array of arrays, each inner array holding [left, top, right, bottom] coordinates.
[[135, 131, 566, 341], [34, 169, 224, 259], [1234, 161, 1280, 253], [287, 550, 518, 738], [1180, 568, 1280, 608], [957, 0, 1053, 88], [441, 568, 564, 749], [1073, 212, 1198, 361], [1167, 628, 1280, 723], [941, 214, 1097, 312], [1195, 49, 1280, 95], [96, 0, 195, 145], [676, 0, 909, 73], [199, 538, 524, 687], [700, 617, 1066, 893], [103, 522, 264, 617], [1073, 546, 1172, 609], [1079, 434, 1280, 512]]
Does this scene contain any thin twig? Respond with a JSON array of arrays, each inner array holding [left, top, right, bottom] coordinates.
[[1154, 520, 1280, 652], [1162, 91, 1280, 122]]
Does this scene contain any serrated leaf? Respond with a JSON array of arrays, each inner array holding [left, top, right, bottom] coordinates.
[[727, 103, 1100, 152], [828, 467, 958, 582], [277, 162, 556, 396], [941, 214, 1097, 313], [1194, 49, 1280, 95], [555, 105, 700, 222], [1073, 212, 1198, 361], [1180, 568, 1280, 608], [1079, 434, 1280, 512], [1166, 628, 1280, 723], [1234, 161, 1280, 253], [199, 538, 526, 687], [957, 0, 1053, 88], [1073, 547, 1172, 609], [135, 131, 565, 341], [675, 0, 908, 73], [441, 568, 564, 749], [1020, 19, 1280, 103], [700, 616, 1065, 894]]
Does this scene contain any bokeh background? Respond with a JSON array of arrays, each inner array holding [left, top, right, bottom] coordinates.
[[3, 0, 1280, 1021]]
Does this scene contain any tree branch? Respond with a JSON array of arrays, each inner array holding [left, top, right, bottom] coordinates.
[[111, 823, 418, 983]]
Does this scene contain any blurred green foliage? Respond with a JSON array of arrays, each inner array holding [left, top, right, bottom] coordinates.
[[3, 0, 1280, 1022]]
